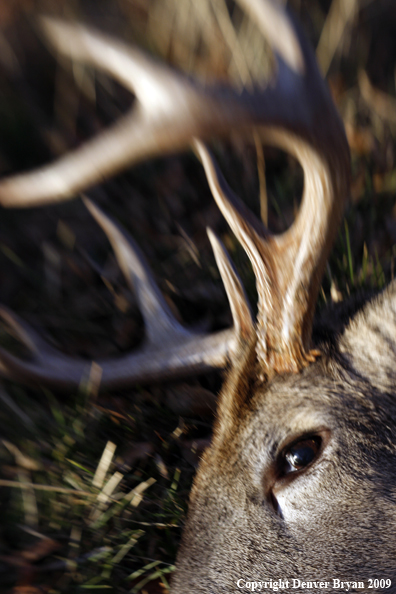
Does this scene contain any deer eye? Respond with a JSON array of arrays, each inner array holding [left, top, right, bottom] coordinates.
[[283, 436, 321, 473]]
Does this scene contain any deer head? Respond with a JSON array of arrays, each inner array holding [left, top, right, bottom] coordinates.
[[0, 0, 395, 590]]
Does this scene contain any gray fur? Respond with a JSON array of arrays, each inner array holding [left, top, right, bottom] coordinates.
[[172, 283, 396, 592]]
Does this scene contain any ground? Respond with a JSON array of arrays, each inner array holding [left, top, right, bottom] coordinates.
[[0, 1, 396, 592]]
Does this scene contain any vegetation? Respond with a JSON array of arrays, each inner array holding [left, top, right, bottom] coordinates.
[[1, 0, 396, 592]]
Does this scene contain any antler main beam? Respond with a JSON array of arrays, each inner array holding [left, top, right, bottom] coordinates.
[[0, 0, 350, 388], [0, 5, 344, 208], [0, 200, 251, 390]]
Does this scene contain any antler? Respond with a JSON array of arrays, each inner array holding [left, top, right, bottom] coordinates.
[[0, 199, 252, 390], [0, 0, 350, 388]]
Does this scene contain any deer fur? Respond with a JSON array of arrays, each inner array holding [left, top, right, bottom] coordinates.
[[0, 1, 394, 591], [172, 285, 396, 591]]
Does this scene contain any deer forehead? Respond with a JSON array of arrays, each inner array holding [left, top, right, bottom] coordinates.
[[204, 360, 394, 485], [221, 367, 347, 444]]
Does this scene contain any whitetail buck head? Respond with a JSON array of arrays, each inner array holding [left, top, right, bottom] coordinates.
[[0, 0, 395, 590]]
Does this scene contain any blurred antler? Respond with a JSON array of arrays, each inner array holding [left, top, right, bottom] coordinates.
[[0, 0, 350, 388], [0, 5, 344, 208], [0, 199, 252, 390]]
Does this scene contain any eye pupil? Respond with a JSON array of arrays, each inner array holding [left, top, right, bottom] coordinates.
[[285, 437, 320, 472]]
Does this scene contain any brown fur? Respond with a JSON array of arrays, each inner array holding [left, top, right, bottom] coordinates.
[[172, 283, 396, 592]]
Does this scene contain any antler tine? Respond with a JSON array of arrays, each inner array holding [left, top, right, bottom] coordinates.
[[206, 228, 254, 350], [84, 198, 254, 352], [0, 202, 251, 390], [0, 2, 345, 208], [0, 16, 243, 208], [194, 140, 273, 338], [0, 0, 350, 379], [83, 197, 190, 345], [237, 0, 304, 74], [0, 306, 97, 388], [0, 303, 236, 389], [196, 121, 349, 374]]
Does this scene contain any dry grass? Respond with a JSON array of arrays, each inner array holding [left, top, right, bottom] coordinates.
[[0, 0, 396, 592]]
